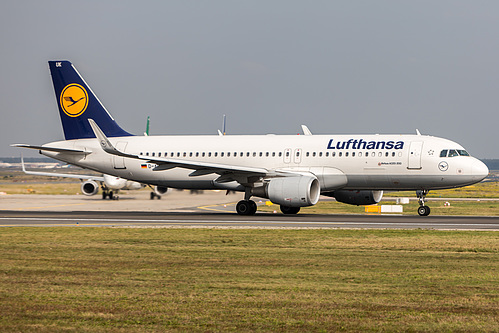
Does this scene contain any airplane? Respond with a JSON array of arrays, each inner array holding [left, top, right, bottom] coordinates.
[[20, 155, 168, 199], [12, 60, 489, 216]]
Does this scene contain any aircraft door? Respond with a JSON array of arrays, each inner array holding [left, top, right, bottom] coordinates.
[[284, 148, 292, 164], [294, 148, 302, 164], [113, 142, 128, 169], [408, 141, 423, 169]]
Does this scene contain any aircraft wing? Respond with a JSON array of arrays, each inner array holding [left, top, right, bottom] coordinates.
[[88, 119, 283, 184], [20, 155, 104, 182]]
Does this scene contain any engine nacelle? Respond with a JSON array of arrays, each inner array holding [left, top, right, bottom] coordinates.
[[327, 190, 383, 206], [254, 176, 320, 207], [154, 186, 169, 196], [81, 180, 99, 196]]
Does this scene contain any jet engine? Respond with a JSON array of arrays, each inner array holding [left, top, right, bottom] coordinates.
[[324, 190, 383, 206], [154, 186, 169, 197], [81, 180, 99, 196], [253, 176, 320, 207]]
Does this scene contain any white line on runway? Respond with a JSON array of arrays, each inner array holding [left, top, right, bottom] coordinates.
[[1, 217, 499, 228]]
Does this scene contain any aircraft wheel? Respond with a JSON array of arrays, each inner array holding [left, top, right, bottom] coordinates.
[[417, 205, 431, 216], [236, 200, 257, 216], [150, 192, 155, 200], [249, 200, 257, 215], [280, 206, 301, 214], [109, 191, 114, 200], [102, 192, 107, 200]]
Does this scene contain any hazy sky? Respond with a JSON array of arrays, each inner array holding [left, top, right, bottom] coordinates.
[[1, 1, 499, 158]]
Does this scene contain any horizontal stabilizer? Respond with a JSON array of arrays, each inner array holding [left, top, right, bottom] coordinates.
[[11, 144, 89, 154]]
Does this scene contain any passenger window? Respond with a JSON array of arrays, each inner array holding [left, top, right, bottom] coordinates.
[[345, 152, 349, 157], [279, 152, 282, 157], [339, 152, 342, 157], [272, 152, 276, 157], [319, 152, 323, 157], [332, 152, 336, 157], [352, 152, 355, 157], [202, 152, 206, 157], [196, 152, 199, 157], [266, 152, 269, 157], [183, 152, 187, 157], [326, 152, 329, 157], [385, 152, 389, 157], [247, 152, 250, 157], [189, 152, 193, 157], [214, 152, 218, 157], [448, 149, 458, 157], [146, 152, 149, 156], [392, 152, 395, 157], [366, 152, 369, 157], [259, 152, 263, 157], [440, 150, 448, 157], [208, 152, 212, 157]]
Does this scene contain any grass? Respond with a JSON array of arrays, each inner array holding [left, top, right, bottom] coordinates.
[[0, 228, 498, 332]]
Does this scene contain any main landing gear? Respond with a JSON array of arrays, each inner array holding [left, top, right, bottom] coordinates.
[[102, 190, 118, 200], [417, 190, 431, 216], [236, 200, 257, 215]]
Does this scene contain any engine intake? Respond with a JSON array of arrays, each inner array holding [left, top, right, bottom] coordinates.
[[154, 186, 168, 196], [81, 180, 99, 196]]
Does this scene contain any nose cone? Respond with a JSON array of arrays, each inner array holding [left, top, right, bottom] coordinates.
[[471, 159, 489, 181]]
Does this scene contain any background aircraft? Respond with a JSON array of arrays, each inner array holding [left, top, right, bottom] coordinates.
[[21, 156, 167, 200]]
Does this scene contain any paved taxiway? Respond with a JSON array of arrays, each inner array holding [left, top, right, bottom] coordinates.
[[1, 191, 498, 229]]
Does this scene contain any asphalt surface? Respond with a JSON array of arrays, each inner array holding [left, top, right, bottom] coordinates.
[[1, 191, 498, 229], [1, 210, 499, 229]]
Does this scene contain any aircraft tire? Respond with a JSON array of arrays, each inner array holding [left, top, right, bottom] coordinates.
[[236, 200, 257, 216], [280, 206, 300, 214], [417, 205, 431, 216]]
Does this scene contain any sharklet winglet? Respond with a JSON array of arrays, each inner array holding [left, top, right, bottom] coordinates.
[[88, 119, 132, 158]]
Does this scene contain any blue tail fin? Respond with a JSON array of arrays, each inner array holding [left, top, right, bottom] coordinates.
[[49, 61, 133, 140]]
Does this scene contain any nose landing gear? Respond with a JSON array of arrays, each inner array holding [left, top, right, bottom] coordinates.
[[416, 190, 431, 216]]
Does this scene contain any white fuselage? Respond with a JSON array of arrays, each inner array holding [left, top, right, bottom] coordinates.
[[39, 133, 488, 193]]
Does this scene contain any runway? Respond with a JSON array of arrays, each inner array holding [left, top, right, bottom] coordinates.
[[1, 192, 498, 230], [1, 210, 499, 230]]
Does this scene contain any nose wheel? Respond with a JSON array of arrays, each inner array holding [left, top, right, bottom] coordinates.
[[416, 190, 431, 216]]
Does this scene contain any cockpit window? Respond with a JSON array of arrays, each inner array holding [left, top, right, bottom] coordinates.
[[440, 149, 470, 158]]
